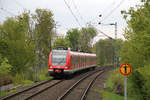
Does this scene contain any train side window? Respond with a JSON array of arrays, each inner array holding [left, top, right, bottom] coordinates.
[[71, 56, 73, 65], [81, 56, 82, 64], [75, 56, 77, 64], [79, 56, 81, 65], [74, 56, 77, 64], [72, 56, 75, 65], [83, 56, 84, 64], [79, 55, 81, 64], [82, 56, 83, 64]]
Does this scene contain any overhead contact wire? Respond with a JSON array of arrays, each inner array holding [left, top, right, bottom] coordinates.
[[101, 0, 125, 22], [71, 0, 86, 24], [63, 0, 82, 27]]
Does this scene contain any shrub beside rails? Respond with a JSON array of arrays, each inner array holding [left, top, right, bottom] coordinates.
[[0, 75, 13, 87]]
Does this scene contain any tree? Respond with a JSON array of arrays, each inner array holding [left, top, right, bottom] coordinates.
[[66, 28, 80, 50], [32, 8, 54, 69], [79, 26, 97, 52], [0, 12, 35, 75], [0, 57, 12, 75], [120, 1, 150, 99], [97, 39, 115, 66], [53, 37, 69, 49]]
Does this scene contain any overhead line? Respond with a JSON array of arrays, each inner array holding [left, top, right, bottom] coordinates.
[[101, 0, 125, 22], [14, 0, 25, 9], [96, 28, 114, 39], [71, 0, 86, 24], [63, 0, 82, 27], [0, 8, 16, 16]]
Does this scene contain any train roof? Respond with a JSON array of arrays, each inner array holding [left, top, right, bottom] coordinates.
[[52, 50, 96, 57]]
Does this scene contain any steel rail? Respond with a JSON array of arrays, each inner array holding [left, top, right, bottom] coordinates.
[[25, 68, 99, 100], [80, 71, 105, 100], [57, 69, 103, 100], [1, 79, 54, 100], [25, 80, 64, 100]]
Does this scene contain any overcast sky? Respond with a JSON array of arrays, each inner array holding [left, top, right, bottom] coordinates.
[[0, 0, 141, 41]]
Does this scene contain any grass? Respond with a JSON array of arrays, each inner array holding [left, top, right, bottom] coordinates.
[[106, 69, 124, 90], [13, 69, 52, 86], [100, 69, 139, 100], [101, 91, 137, 100], [37, 69, 52, 81], [0, 69, 52, 98], [0, 90, 16, 98]]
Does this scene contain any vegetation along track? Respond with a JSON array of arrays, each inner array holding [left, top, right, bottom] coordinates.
[[57, 69, 105, 100], [1, 66, 111, 100], [1, 79, 64, 100]]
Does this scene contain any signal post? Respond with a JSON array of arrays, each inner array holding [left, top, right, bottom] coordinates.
[[119, 63, 132, 100]]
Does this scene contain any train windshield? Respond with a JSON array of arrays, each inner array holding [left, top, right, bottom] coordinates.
[[52, 50, 68, 66]]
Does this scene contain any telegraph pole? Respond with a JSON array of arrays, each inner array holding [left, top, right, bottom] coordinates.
[[98, 20, 118, 68], [114, 22, 117, 68], [35, 24, 40, 82]]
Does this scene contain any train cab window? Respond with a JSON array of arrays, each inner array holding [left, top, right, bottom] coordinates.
[[52, 50, 67, 66]]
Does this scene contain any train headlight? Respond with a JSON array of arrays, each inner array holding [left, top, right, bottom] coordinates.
[[50, 66, 52, 68], [65, 66, 68, 69]]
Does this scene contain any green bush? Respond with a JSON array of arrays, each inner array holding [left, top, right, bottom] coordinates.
[[0, 57, 13, 86], [104, 69, 141, 100], [22, 80, 34, 86], [37, 69, 52, 81], [0, 57, 12, 75], [0, 90, 16, 98], [13, 73, 25, 86], [101, 91, 137, 100], [137, 64, 150, 99], [106, 69, 124, 91], [12, 73, 34, 86]]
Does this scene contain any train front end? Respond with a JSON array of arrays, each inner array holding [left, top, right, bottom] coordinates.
[[48, 50, 71, 76]]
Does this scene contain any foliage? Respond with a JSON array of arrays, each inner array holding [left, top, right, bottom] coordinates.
[[0, 56, 13, 86], [103, 69, 140, 100], [53, 37, 69, 49], [32, 8, 55, 71], [137, 64, 150, 99], [0, 8, 55, 77], [66, 28, 80, 50], [0, 57, 12, 75], [33, 8, 54, 52], [101, 91, 137, 100], [96, 39, 116, 66], [0, 12, 35, 75], [0, 90, 16, 98], [37, 69, 52, 81], [79, 26, 97, 52], [120, 0, 150, 99], [21, 80, 34, 86], [13, 73, 25, 86], [106, 70, 124, 92], [65, 26, 97, 52], [12, 73, 33, 86], [0, 9, 55, 88]]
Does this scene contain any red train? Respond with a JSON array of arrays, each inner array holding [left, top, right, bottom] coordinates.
[[48, 50, 97, 76]]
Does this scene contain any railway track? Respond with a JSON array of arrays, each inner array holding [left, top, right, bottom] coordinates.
[[23, 69, 100, 100], [1, 79, 64, 100], [1, 66, 110, 100], [57, 69, 104, 100]]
